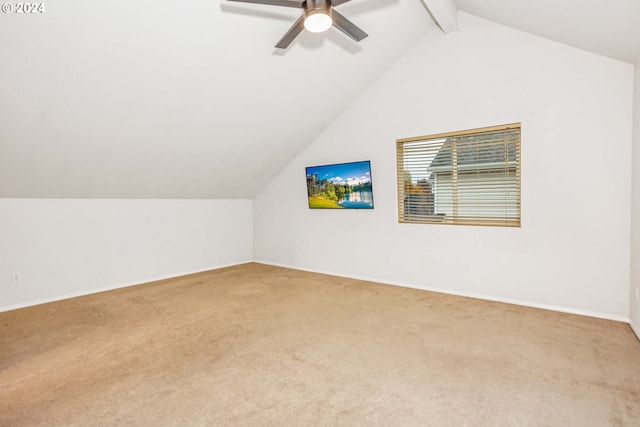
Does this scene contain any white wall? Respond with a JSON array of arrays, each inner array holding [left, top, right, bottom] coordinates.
[[0, 199, 253, 311], [631, 61, 640, 335], [254, 13, 634, 320]]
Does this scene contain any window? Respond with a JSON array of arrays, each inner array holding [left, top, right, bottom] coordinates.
[[396, 123, 521, 227]]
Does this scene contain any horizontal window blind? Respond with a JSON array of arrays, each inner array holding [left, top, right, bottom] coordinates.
[[397, 124, 521, 227]]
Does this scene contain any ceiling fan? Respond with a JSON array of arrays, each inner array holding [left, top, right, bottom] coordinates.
[[227, 0, 368, 49]]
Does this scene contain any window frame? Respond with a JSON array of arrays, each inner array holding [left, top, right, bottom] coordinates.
[[396, 123, 521, 227]]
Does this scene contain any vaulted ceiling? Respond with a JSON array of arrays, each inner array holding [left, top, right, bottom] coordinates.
[[455, 0, 640, 64], [1, 0, 638, 198]]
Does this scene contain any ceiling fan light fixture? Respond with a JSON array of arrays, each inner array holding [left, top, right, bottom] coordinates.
[[304, 10, 332, 33]]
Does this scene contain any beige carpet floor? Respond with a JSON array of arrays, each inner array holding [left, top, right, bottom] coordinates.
[[1, 263, 639, 426]]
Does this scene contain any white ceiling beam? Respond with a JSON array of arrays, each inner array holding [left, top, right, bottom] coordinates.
[[421, 0, 459, 34]]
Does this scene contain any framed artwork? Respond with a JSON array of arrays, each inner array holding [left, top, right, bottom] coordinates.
[[305, 160, 374, 209]]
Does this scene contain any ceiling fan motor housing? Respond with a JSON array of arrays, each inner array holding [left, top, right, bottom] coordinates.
[[303, 0, 333, 32], [304, 0, 332, 13]]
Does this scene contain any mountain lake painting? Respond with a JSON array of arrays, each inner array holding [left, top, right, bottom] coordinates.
[[305, 161, 374, 209]]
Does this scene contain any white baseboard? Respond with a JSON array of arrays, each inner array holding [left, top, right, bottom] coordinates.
[[5, 259, 633, 328], [0, 260, 253, 313], [630, 319, 640, 341], [255, 260, 630, 324]]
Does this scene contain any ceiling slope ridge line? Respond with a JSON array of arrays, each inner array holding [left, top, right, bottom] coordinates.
[[420, 0, 459, 34]]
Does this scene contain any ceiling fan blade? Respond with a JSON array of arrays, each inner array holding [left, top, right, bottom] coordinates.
[[331, 0, 352, 6], [275, 15, 305, 49], [331, 10, 368, 42], [227, 0, 303, 8]]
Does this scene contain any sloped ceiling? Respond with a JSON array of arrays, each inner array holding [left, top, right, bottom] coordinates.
[[455, 0, 640, 64], [0, 0, 433, 198], [1, 0, 638, 199]]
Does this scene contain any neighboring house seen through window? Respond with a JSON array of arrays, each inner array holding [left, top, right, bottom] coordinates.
[[396, 123, 521, 227]]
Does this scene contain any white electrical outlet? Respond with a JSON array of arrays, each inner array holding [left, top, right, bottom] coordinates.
[[11, 272, 22, 283]]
